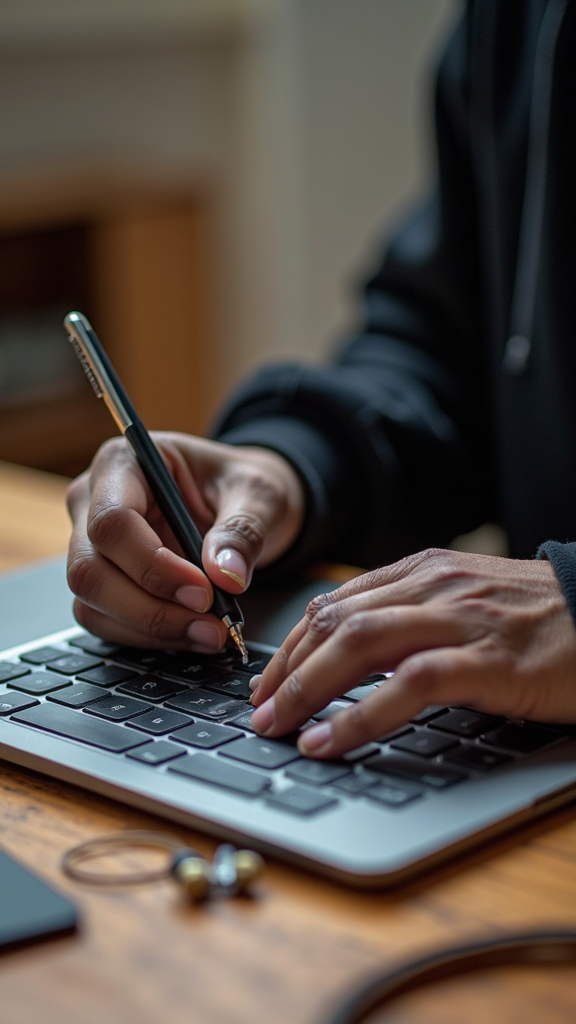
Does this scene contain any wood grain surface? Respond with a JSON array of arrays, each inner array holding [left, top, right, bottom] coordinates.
[[0, 462, 575, 1024]]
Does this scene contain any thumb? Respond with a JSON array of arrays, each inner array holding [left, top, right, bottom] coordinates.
[[199, 447, 306, 594], [202, 509, 266, 593]]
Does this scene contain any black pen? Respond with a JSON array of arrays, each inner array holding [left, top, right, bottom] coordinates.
[[64, 310, 249, 664]]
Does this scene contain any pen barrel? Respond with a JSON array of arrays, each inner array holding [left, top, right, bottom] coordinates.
[[125, 422, 244, 629]]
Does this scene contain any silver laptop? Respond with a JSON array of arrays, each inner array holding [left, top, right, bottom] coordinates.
[[1, 557, 575, 888]]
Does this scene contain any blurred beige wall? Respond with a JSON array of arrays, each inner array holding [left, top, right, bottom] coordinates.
[[0, 0, 456, 406]]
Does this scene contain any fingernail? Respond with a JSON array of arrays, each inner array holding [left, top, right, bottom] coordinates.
[[216, 549, 247, 588], [187, 621, 222, 650], [175, 585, 210, 613], [250, 697, 275, 735], [249, 674, 262, 693], [298, 721, 332, 755]]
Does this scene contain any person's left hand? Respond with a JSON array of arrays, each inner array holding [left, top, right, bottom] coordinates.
[[249, 548, 576, 758]]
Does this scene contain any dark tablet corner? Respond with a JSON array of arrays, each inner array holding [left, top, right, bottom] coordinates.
[[0, 847, 79, 954]]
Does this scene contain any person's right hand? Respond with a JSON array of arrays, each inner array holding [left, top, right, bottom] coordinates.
[[65, 432, 305, 651]]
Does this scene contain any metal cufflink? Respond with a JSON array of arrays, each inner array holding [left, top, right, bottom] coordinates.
[[170, 843, 264, 902]]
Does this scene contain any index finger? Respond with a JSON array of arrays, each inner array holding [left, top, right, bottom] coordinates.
[[250, 563, 435, 708], [67, 443, 215, 604], [250, 603, 469, 740]]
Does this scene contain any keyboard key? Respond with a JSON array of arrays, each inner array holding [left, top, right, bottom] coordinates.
[[429, 709, 500, 737], [390, 729, 458, 758], [159, 658, 218, 684], [0, 662, 31, 683], [443, 745, 513, 771], [77, 664, 138, 688], [367, 779, 424, 808], [265, 786, 338, 816], [481, 722, 562, 754], [47, 682, 112, 707], [11, 703, 146, 752], [169, 753, 270, 795], [45, 653, 103, 676], [166, 689, 244, 719], [224, 708, 256, 731], [194, 650, 238, 670], [312, 700, 352, 721], [284, 760, 351, 785], [126, 709, 192, 735], [333, 771, 380, 795], [220, 736, 301, 769], [202, 673, 254, 700], [198, 648, 272, 674], [84, 695, 151, 721], [126, 741, 186, 765], [70, 635, 120, 658], [343, 680, 384, 701], [114, 647, 172, 672], [341, 742, 382, 762], [241, 651, 273, 674], [0, 691, 39, 714], [8, 671, 71, 695], [364, 751, 467, 788], [376, 726, 413, 744], [170, 721, 240, 749], [410, 705, 448, 724], [20, 646, 64, 665], [116, 675, 187, 703]]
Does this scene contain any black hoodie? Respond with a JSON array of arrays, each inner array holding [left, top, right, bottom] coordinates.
[[213, 0, 576, 614]]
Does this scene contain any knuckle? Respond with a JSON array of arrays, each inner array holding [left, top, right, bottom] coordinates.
[[142, 600, 173, 641], [422, 546, 450, 562], [306, 592, 332, 619], [219, 514, 265, 553], [402, 652, 444, 699], [274, 646, 291, 676], [282, 669, 306, 711], [256, 474, 285, 506], [243, 466, 289, 514], [67, 552, 101, 604], [139, 558, 168, 597], [65, 474, 85, 513], [72, 599, 99, 636], [338, 610, 380, 651], [307, 603, 343, 641], [94, 435, 125, 464], [420, 546, 453, 572], [86, 501, 127, 553], [411, 547, 475, 590]]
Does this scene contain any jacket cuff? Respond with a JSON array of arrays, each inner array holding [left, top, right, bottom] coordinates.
[[537, 540, 576, 630]]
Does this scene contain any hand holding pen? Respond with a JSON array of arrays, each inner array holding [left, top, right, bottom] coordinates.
[[64, 313, 306, 656]]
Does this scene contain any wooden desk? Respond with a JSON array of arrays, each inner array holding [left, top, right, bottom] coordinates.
[[0, 461, 575, 1024]]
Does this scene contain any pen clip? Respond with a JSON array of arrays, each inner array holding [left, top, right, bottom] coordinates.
[[64, 311, 133, 434], [67, 332, 104, 399]]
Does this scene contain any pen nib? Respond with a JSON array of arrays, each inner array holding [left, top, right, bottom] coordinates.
[[228, 623, 249, 665]]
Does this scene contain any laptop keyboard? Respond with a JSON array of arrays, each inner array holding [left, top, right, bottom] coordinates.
[[0, 632, 572, 817]]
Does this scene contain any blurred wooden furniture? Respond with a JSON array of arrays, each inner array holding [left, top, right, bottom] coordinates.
[[0, 169, 219, 477], [0, 460, 71, 571], [0, 461, 576, 1024]]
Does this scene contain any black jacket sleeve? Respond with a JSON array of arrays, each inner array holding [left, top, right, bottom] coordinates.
[[213, 8, 496, 580], [538, 542, 576, 632]]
